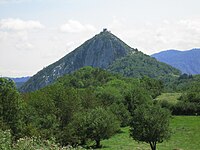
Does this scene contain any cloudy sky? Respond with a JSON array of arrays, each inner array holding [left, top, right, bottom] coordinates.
[[1, 0, 200, 77]]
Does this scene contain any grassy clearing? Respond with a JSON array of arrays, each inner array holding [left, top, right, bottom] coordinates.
[[155, 93, 182, 104], [97, 116, 200, 150]]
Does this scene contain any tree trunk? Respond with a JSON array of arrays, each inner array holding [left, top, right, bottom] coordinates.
[[95, 139, 101, 148], [149, 142, 156, 150], [153, 142, 156, 150]]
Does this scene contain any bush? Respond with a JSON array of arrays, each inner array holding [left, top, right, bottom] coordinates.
[[172, 102, 198, 115], [0, 130, 12, 150], [0, 129, 85, 150], [160, 100, 173, 111]]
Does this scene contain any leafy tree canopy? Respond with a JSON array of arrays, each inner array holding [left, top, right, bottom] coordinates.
[[0, 78, 21, 138], [130, 104, 171, 150]]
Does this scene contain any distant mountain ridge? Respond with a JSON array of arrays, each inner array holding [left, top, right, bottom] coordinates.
[[6, 76, 30, 89], [20, 29, 180, 92], [10, 77, 30, 83], [151, 48, 200, 75]]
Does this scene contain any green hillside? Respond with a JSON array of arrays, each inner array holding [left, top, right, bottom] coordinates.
[[108, 51, 181, 78]]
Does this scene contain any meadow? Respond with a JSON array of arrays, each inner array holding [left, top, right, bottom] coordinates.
[[97, 116, 200, 150], [155, 93, 182, 104]]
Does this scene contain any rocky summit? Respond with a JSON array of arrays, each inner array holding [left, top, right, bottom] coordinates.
[[20, 29, 137, 92], [20, 29, 180, 92]]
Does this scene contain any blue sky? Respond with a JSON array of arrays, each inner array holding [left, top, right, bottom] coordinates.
[[1, 0, 200, 77]]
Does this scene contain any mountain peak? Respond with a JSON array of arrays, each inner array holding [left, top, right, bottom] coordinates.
[[94, 29, 117, 42], [73, 29, 136, 68], [100, 28, 111, 34], [102, 28, 108, 32], [20, 30, 137, 92], [20, 30, 180, 92]]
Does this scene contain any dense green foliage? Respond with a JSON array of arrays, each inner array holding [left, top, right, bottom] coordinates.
[[0, 78, 22, 139], [2, 66, 200, 149], [1, 67, 166, 148], [163, 74, 200, 92], [86, 108, 119, 148], [20, 67, 163, 147], [130, 104, 171, 150]]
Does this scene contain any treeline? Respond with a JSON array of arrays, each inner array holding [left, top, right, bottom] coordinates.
[[1, 67, 164, 149]]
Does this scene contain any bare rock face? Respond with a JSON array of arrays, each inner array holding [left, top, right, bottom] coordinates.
[[77, 30, 134, 68], [20, 30, 136, 92]]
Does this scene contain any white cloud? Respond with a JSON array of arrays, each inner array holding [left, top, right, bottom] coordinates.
[[107, 18, 200, 54], [16, 42, 34, 50], [60, 20, 96, 33], [0, 18, 44, 31], [178, 19, 200, 32], [108, 17, 126, 31]]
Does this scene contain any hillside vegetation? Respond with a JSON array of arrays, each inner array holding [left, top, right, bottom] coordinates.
[[1, 67, 200, 149], [1, 67, 165, 149], [108, 51, 180, 78]]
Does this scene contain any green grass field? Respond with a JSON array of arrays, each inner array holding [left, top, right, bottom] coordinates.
[[155, 93, 182, 104], [96, 116, 200, 150]]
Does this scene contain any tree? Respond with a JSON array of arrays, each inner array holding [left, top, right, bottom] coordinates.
[[109, 103, 131, 127], [22, 85, 82, 140], [0, 78, 21, 138], [86, 107, 120, 148], [124, 87, 152, 116], [22, 90, 59, 139], [130, 104, 171, 150], [78, 88, 100, 110], [141, 76, 163, 99], [63, 112, 88, 146], [95, 86, 123, 106], [62, 107, 120, 147]]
